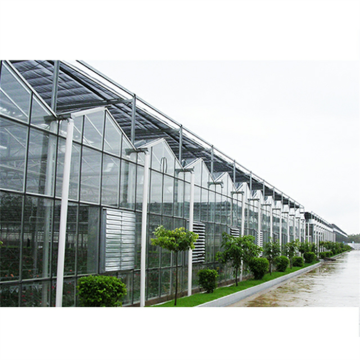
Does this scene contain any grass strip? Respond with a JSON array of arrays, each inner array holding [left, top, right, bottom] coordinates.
[[152, 261, 319, 307]]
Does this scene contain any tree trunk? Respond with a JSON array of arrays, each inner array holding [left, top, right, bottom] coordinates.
[[235, 267, 238, 286], [174, 252, 178, 306]]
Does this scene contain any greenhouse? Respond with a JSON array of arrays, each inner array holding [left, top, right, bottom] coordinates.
[[0, 60, 343, 307]]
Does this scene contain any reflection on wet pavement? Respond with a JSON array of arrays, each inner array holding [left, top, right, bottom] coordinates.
[[229, 251, 360, 307]]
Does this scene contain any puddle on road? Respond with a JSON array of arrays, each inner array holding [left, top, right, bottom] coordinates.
[[229, 251, 360, 307]]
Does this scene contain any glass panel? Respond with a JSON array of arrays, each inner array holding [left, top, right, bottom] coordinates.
[[22, 196, 54, 280], [0, 192, 22, 282], [174, 178, 184, 218], [52, 202, 77, 277], [148, 214, 161, 268], [26, 128, 57, 196], [136, 165, 144, 211], [0, 283, 19, 306], [20, 281, 51, 307], [194, 185, 201, 221], [82, 111, 104, 150], [151, 141, 175, 175], [149, 170, 162, 214], [147, 270, 160, 299], [184, 181, 190, 219], [59, 115, 83, 143], [56, 141, 81, 201], [209, 190, 216, 223], [77, 205, 99, 275], [30, 96, 57, 132], [0, 63, 30, 122], [201, 162, 210, 188], [160, 269, 171, 297], [101, 154, 120, 207], [120, 160, 136, 210], [104, 112, 122, 156], [0, 118, 28, 191], [163, 175, 174, 216], [200, 188, 208, 222], [121, 135, 135, 161], [193, 160, 202, 186], [80, 147, 101, 203]]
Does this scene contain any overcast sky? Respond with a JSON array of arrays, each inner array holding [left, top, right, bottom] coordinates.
[[87, 58, 359, 234]]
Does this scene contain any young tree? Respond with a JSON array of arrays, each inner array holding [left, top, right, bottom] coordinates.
[[263, 239, 281, 274], [151, 226, 198, 306], [299, 240, 310, 258], [216, 233, 262, 286], [284, 240, 300, 268]]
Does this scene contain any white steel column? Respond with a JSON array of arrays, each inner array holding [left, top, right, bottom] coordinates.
[[270, 204, 273, 240], [188, 172, 195, 296], [140, 152, 150, 307], [241, 190, 245, 236], [240, 190, 245, 281], [257, 199, 261, 247], [287, 212, 290, 244], [55, 119, 74, 307]]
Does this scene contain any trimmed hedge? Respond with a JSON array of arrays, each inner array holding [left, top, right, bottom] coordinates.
[[292, 256, 304, 267], [198, 269, 218, 293], [274, 256, 289, 272], [249, 257, 269, 280], [304, 251, 316, 263], [77, 275, 127, 307]]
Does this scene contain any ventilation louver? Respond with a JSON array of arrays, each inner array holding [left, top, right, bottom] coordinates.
[[230, 227, 240, 237], [192, 222, 205, 264], [100, 208, 136, 272]]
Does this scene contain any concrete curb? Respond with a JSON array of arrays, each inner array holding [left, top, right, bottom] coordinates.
[[196, 262, 322, 307]]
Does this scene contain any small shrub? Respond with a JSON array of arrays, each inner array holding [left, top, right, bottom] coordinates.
[[274, 256, 289, 272], [249, 257, 269, 280], [198, 269, 218, 293], [77, 275, 127, 307], [292, 256, 304, 267], [319, 252, 326, 259], [304, 251, 316, 263]]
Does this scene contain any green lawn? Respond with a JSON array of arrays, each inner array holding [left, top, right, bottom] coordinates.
[[152, 261, 319, 307]]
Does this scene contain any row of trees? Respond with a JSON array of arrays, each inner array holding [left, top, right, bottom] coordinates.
[[76, 227, 353, 307]]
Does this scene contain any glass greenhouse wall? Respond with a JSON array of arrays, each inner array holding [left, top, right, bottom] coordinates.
[[0, 61, 342, 307]]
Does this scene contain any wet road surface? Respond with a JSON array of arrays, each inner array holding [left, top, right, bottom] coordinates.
[[228, 250, 359, 307]]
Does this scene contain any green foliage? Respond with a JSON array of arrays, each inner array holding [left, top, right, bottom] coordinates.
[[304, 251, 316, 263], [274, 256, 289, 272], [263, 239, 281, 274], [283, 240, 300, 268], [249, 257, 269, 280], [298, 240, 311, 255], [348, 234, 360, 243], [216, 233, 262, 286], [77, 275, 127, 307], [151, 226, 198, 253], [292, 256, 304, 267], [151, 226, 198, 305], [197, 269, 218, 293]]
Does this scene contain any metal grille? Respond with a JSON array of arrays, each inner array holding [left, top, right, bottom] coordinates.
[[230, 227, 240, 237], [259, 231, 263, 248], [100, 208, 136, 272], [192, 222, 205, 264]]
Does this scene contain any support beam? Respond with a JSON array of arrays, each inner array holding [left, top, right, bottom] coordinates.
[[51, 61, 60, 113], [140, 151, 150, 307], [131, 94, 136, 144], [179, 125, 183, 164], [210, 145, 214, 177], [56, 118, 74, 307]]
